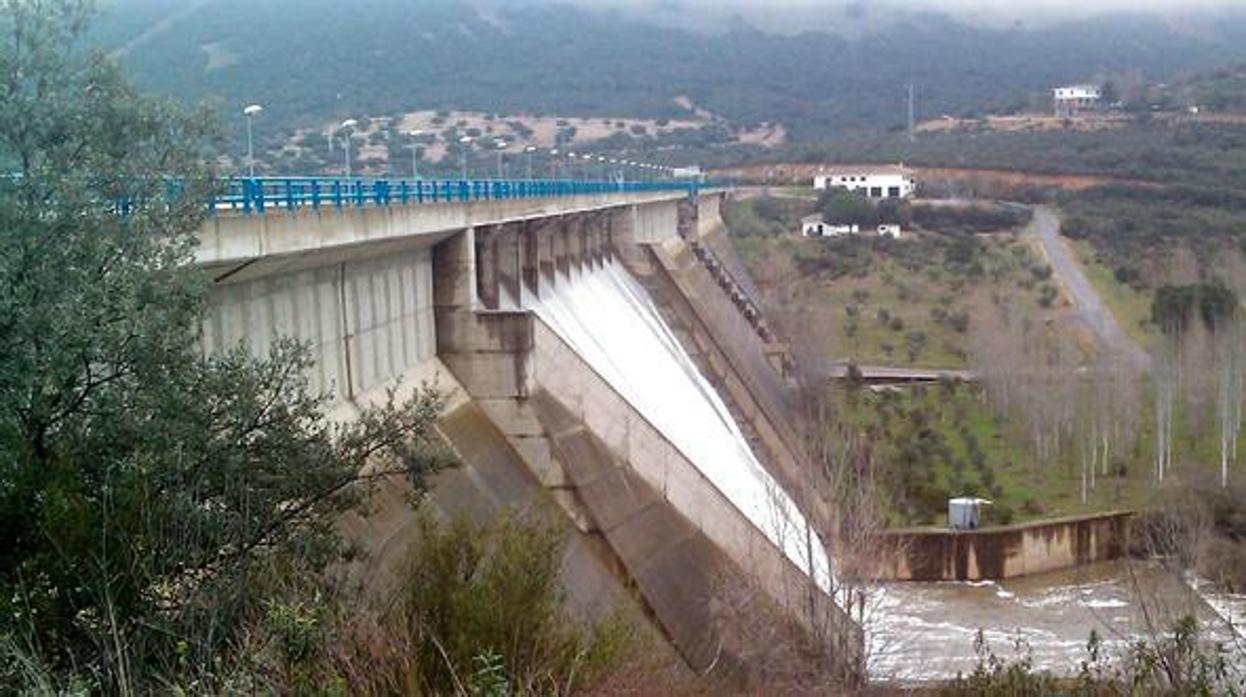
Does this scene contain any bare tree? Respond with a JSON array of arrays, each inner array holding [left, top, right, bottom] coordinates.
[[1216, 313, 1244, 488], [1153, 333, 1179, 484]]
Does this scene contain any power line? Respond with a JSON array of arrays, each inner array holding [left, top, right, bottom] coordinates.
[[906, 83, 916, 143]]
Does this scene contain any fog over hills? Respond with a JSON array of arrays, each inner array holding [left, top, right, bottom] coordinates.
[[556, 0, 1242, 33], [94, 0, 1246, 143]]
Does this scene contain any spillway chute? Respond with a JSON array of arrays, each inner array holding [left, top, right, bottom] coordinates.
[[525, 260, 836, 594]]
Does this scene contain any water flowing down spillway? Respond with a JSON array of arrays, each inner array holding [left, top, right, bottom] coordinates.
[[524, 260, 834, 593]]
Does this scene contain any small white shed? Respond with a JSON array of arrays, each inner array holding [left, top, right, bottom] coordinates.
[[948, 497, 992, 529]]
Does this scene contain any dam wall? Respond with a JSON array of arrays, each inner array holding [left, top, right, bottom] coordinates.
[[197, 189, 862, 679], [433, 213, 861, 674], [201, 234, 462, 431]]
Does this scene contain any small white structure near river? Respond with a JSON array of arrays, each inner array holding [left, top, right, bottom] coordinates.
[[801, 214, 903, 239], [948, 497, 991, 529]]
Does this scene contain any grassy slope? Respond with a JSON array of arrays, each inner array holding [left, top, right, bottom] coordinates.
[[734, 231, 1054, 369], [792, 261, 973, 368], [730, 198, 1246, 528], [728, 202, 1175, 525], [836, 384, 1160, 527]]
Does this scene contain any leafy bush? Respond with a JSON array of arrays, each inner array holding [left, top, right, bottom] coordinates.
[[944, 619, 1242, 696], [1037, 283, 1059, 307], [911, 204, 1031, 234], [1151, 283, 1238, 334], [399, 512, 634, 694], [816, 190, 879, 227], [207, 512, 640, 696]]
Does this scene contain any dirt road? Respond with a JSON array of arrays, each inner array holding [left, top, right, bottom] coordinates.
[[1025, 205, 1150, 371]]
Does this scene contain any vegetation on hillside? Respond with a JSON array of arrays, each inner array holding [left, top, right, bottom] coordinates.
[[223, 512, 643, 695], [714, 119, 1246, 187], [834, 381, 1152, 527], [728, 196, 1051, 368], [94, 1, 1246, 155]]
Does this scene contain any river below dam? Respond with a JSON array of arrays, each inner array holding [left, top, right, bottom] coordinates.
[[868, 559, 1245, 684]]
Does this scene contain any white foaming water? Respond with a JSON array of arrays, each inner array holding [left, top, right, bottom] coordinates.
[[525, 261, 834, 593]]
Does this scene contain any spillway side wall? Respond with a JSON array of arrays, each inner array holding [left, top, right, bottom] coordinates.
[[880, 511, 1133, 581]]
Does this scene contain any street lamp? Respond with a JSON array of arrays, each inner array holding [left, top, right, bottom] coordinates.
[[407, 129, 424, 180], [339, 118, 358, 178], [458, 136, 473, 179], [524, 145, 537, 180], [243, 104, 263, 177], [549, 148, 560, 178], [494, 139, 507, 179]]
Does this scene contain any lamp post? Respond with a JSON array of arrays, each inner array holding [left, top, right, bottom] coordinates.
[[339, 119, 358, 178], [549, 148, 560, 178], [524, 145, 537, 180], [494, 140, 507, 179], [458, 136, 473, 179], [243, 104, 263, 177], [407, 129, 424, 180]]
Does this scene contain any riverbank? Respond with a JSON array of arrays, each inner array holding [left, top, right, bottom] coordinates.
[[867, 559, 1235, 684]]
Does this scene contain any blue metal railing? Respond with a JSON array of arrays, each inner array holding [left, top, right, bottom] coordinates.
[[208, 176, 711, 215]]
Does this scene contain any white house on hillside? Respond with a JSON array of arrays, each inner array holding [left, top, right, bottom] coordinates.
[[812, 164, 915, 199], [1053, 84, 1102, 117]]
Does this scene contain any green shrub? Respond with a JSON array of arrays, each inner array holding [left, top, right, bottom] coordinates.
[[400, 512, 636, 695], [1037, 284, 1058, 307]]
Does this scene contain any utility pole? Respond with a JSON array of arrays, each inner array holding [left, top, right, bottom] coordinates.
[[907, 84, 916, 143]]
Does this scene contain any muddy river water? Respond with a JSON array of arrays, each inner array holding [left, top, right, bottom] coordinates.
[[867, 560, 1245, 684]]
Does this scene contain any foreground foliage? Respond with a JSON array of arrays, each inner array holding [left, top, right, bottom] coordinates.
[[0, 1, 447, 691], [944, 618, 1243, 696], [206, 512, 639, 695]]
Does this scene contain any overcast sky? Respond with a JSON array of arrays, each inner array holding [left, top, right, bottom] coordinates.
[[633, 0, 1240, 14]]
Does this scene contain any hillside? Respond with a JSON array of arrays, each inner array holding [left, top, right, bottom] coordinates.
[[94, 0, 1246, 159]]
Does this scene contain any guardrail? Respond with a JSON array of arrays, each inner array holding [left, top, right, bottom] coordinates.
[[210, 177, 711, 215]]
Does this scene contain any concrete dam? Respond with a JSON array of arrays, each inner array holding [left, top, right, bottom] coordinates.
[[194, 180, 861, 675]]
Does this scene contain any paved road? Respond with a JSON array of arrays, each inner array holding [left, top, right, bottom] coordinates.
[[1025, 206, 1150, 371]]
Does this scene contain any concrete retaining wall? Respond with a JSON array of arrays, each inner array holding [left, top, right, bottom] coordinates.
[[880, 511, 1133, 581], [204, 244, 438, 403], [696, 191, 725, 237]]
